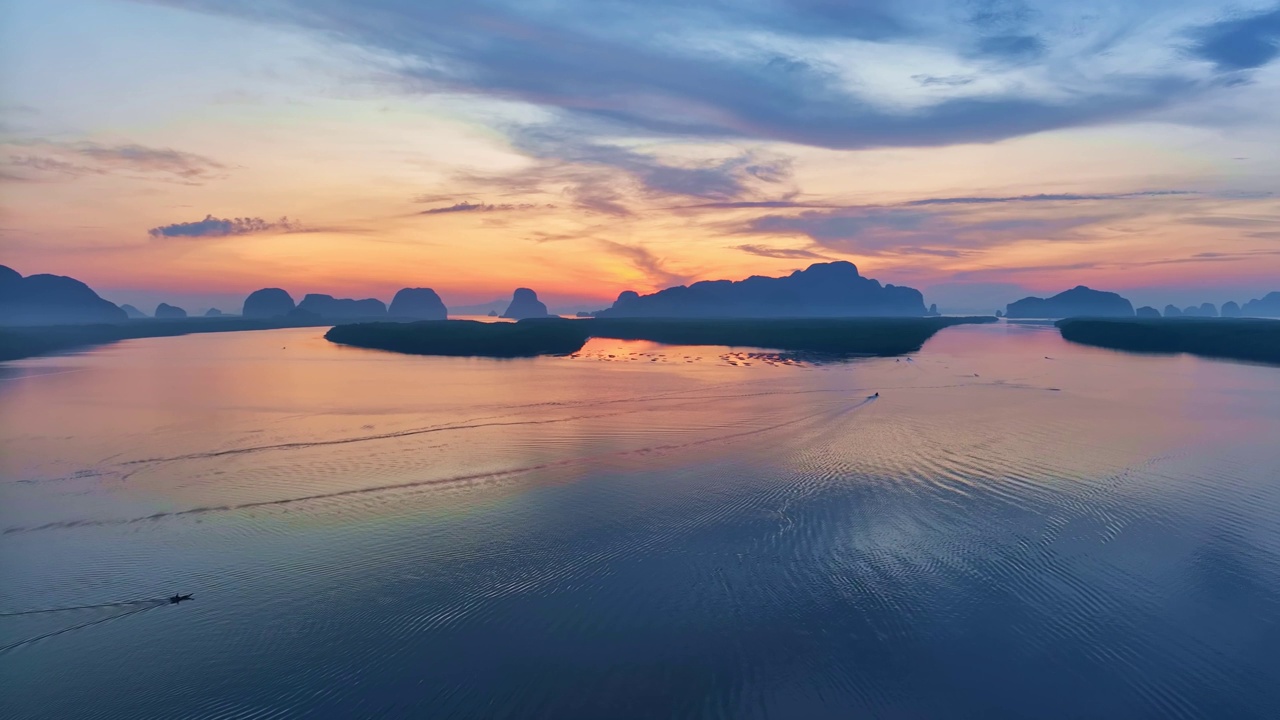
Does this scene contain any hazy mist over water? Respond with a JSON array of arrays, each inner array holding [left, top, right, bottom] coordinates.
[[2, 324, 1279, 718]]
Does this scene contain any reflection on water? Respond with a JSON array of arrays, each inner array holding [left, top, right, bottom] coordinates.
[[2, 323, 1279, 718]]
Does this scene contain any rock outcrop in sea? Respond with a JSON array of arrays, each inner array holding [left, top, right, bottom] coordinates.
[[1242, 292, 1280, 317], [204, 308, 223, 317], [297, 294, 387, 319], [596, 261, 927, 318], [501, 288, 551, 319], [1005, 286, 1134, 319], [155, 303, 187, 319], [1164, 305, 1182, 317], [121, 304, 147, 319], [242, 288, 296, 318], [1181, 303, 1218, 317], [1135, 306, 1161, 318], [388, 288, 447, 320], [0, 265, 128, 325], [1221, 301, 1241, 317]]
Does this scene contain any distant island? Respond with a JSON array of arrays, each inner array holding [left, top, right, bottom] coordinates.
[[1243, 292, 1280, 317], [325, 316, 996, 359], [0, 265, 128, 325], [6, 262, 1280, 365], [155, 302, 188, 319], [243, 288, 296, 318], [1056, 318, 1280, 365], [297, 293, 388, 319], [595, 261, 927, 317], [389, 288, 447, 320], [1006, 286, 1134, 318], [502, 288, 552, 319]]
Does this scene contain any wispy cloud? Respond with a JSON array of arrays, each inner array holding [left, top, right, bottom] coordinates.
[[4, 141, 226, 184], [1188, 7, 1280, 71], [419, 201, 551, 215], [597, 240, 692, 288], [146, 0, 1251, 153], [737, 205, 1114, 257], [148, 215, 301, 238], [733, 244, 831, 260], [723, 188, 1217, 256], [902, 191, 1196, 206]]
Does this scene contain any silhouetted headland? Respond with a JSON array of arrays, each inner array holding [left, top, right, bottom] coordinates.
[[1179, 302, 1218, 318], [388, 288, 447, 320], [595, 262, 927, 317], [120, 304, 147, 319], [242, 288, 296, 318], [501, 288, 552, 319], [1242, 292, 1280, 317], [297, 294, 388, 319], [0, 316, 334, 362], [0, 265, 128, 325], [1056, 317, 1280, 365], [324, 316, 996, 359], [1005, 286, 1134, 318], [155, 303, 187, 319]]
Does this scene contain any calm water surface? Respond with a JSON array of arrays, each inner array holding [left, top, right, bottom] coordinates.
[[1, 323, 1278, 718]]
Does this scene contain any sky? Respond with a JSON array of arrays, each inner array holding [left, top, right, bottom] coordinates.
[[2, 0, 1279, 314]]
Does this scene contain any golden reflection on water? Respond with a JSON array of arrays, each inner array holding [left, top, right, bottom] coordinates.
[[2, 322, 1276, 536]]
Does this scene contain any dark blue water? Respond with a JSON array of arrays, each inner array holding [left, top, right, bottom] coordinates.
[[2, 323, 1278, 718]]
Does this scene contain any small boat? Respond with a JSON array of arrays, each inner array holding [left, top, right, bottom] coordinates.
[[169, 594, 193, 604]]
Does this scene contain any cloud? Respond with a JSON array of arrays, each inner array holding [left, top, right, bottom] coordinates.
[[597, 240, 692, 287], [441, 127, 794, 216], [902, 190, 1195, 206], [507, 126, 794, 202], [149, 0, 1240, 152], [912, 74, 976, 87], [736, 203, 1115, 257], [148, 215, 301, 238], [733, 244, 831, 260], [419, 201, 550, 214], [1189, 7, 1280, 70], [974, 35, 1045, 61], [1183, 214, 1279, 228], [4, 141, 227, 184], [675, 199, 821, 211]]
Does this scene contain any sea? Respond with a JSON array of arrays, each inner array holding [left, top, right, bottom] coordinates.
[[1, 321, 1278, 719]]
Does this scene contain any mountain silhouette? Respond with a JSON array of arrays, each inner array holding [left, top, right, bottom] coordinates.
[[1135, 306, 1160, 318], [204, 308, 223, 317], [595, 261, 926, 318], [242, 288, 296, 318], [502, 288, 551, 319], [389, 288, 447, 320], [297, 294, 388, 319], [155, 303, 187, 319], [120, 304, 147, 319], [1005, 286, 1134, 318], [0, 265, 128, 325], [1164, 305, 1182, 317], [1242, 292, 1280, 317], [1221, 301, 1241, 317]]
